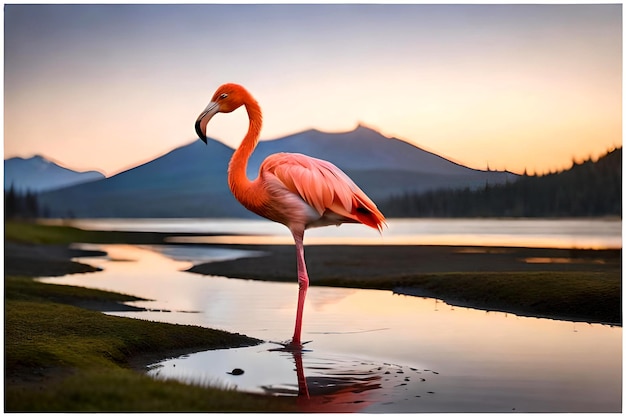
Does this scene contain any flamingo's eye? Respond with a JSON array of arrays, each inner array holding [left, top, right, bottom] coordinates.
[[219, 93, 228, 100]]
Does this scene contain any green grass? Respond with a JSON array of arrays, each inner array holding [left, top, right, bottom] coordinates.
[[5, 220, 177, 244], [6, 369, 293, 412], [7, 367, 292, 412], [6, 274, 141, 305], [5, 221, 120, 244], [5, 276, 294, 411], [5, 281, 257, 372]]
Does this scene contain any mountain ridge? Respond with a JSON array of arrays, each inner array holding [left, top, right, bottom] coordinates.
[[247, 125, 484, 177], [36, 125, 517, 218], [4, 155, 105, 192]]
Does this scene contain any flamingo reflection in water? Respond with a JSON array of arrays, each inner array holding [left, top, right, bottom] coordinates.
[[265, 346, 384, 412], [262, 344, 439, 412]]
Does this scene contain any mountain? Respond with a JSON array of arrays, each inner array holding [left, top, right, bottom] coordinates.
[[248, 125, 517, 200], [380, 147, 622, 217], [39, 139, 248, 218], [39, 126, 517, 218], [4, 155, 104, 192]]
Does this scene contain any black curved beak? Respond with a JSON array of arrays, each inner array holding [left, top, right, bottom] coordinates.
[[195, 102, 219, 144]]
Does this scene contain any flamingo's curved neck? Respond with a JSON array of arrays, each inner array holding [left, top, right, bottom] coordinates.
[[227, 99, 262, 206]]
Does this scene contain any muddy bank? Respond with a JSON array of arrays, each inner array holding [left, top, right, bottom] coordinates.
[[5, 241, 103, 276], [188, 244, 620, 281]]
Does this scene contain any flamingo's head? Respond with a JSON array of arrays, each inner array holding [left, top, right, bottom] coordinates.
[[195, 83, 250, 143]]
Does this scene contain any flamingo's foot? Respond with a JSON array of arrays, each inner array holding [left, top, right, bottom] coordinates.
[[268, 339, 312, 352]]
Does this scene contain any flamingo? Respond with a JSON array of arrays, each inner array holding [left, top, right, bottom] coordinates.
[[195, 83, 386, 349]]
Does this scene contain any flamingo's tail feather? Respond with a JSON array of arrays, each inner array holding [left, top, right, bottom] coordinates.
[[352, 196, 386, 233]]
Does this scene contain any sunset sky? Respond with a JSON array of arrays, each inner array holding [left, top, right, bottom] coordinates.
[[4, 4, 622, 176]]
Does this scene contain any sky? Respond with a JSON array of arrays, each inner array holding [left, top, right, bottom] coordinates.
[[4, 3, 622, 177]]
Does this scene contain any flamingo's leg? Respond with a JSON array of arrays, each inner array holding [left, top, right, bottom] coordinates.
[[290, 229, 309, 348]]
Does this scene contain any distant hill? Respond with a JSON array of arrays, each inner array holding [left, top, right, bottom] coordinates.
[[380, 147, 622, 218], [39, 125, 517, 218], [4, 155, 104, 192]]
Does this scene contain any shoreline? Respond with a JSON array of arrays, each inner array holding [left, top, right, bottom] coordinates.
[[188, 243, 621, 326], [6, 236, 621, 325]]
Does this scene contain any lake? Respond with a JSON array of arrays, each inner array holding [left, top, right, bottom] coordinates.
[[37, 228, 622, 412], [49, 217, 621, 249]]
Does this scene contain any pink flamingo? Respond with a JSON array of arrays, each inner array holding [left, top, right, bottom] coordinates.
[[195, 84, 386, 349]]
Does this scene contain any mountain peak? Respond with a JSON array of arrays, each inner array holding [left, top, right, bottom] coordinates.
[[4, 155, 105, 192], [31, 155, 52, 165], [349, 122, 390, 137], [353, 122, 375, 132]]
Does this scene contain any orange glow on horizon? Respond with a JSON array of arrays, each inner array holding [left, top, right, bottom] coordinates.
[[4, 4, 621, 178]]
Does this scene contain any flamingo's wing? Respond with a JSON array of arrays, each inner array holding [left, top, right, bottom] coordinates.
[[261, 153, 386, 231]]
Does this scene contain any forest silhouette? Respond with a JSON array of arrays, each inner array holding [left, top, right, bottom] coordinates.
[[381, 148, 621, 218]]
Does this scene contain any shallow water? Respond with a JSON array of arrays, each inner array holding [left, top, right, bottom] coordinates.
[[38, 244, 622, 412]]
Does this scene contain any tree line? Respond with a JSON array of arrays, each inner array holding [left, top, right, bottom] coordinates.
[[380, 147, 621, 218], [4, 185, 51, 219]]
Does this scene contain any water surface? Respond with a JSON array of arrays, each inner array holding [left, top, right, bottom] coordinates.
[[38, 243, 621, 412], [44, 218, 621, 249]]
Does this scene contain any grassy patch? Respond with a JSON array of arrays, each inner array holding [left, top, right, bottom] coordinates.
[[5, 294, 257, 372], [7, 367, 292, 412], [317, 271, 621, 325], [6, 274, 141, 305], [5, 276, 293, 411], [5, 220, 182, 245], [6, 221, 120, 244]]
